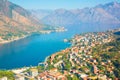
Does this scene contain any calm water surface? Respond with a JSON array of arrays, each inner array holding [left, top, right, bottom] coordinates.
[[0, 24, 119, 69]]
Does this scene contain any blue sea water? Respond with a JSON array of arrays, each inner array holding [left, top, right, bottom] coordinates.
[[0, 24, 119, 69], [0, 32, 71, 69]]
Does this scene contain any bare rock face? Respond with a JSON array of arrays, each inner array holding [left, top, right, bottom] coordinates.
[[0, 0, 11, 17], [99, 2, 120, 20], [0, 0, 43, 40], [41, 2, 120, 26]]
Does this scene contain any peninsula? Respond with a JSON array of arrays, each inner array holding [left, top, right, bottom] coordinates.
[[0, 29, 120, 80]]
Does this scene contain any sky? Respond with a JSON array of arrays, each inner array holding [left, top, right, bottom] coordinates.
[[9, 0, 120, 10]]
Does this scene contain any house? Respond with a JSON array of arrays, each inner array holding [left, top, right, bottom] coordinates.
[[29, 68, 38, 78], [88, 76, 97, 80], [80, 74, 88, 80], [93, 65, 98, 74], [50, 68, 58, 72], [54, 60, 63, 67], [98, 74, 107, 80], [15, 75, 25, 80]]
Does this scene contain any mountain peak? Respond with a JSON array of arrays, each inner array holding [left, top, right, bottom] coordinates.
[[112, 1, 119, 4], [105, 1, 120, 7], [41, 1, 120, 25], [54, 9, 69, 14], [55, 9, 67, 12], [112, 1, 120, 7], [95, 1, 120, 8]]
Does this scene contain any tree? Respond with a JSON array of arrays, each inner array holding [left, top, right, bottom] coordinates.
[[0, 70, 14, 80], [72, 75, 79, 80], [66, 75, 72, 80]]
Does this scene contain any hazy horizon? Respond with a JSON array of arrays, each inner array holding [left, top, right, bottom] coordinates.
[[9, 0, 120, 10]]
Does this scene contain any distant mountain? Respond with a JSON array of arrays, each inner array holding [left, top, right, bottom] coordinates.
[[30, 9, 53, 20], [38, 2, 120, 26], [97, 2, 120, 20], [41, 9, 78, 26], [0, 0, 45, 41], [72, 7, 120, 24]]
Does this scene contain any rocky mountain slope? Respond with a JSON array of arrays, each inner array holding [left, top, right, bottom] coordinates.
[[30, 9, 53, 20], [38, 2, 120, 26], [0, 0, 44, 42]]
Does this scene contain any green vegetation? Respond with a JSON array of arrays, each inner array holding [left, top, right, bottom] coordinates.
[[72, 75, 79, 80], [64, 59, 72, 71], [92, 40, 120, 78], [44, 31, 120, 79], [37, 66, 45, 73], [66, 75, 79, 80], [66, 75, 72, 80], [46, 65, 55, 70], [1, 31, 26, 40], [0, 70, 14, 80], [43, 24, 58, 30]]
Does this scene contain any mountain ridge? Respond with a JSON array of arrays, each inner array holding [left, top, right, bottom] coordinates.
[[30, 2, 120, 26], [0, 0, 44, 43]]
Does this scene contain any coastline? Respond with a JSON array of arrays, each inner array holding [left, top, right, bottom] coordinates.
[[0, 29, 120, 80], [0, 28, 67, 45], [0, 28, 68, 70], [0, 35, 29, 44]]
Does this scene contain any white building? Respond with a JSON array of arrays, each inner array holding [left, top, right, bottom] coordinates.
[[15, 75, 25, 80], [29, 68, 38, 78]]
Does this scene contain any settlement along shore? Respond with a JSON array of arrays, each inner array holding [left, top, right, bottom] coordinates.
[[0, 27, 67, 44], [1, 29, 120, 80]]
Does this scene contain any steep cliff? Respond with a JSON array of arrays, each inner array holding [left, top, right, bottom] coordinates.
[[0, 0, 44, 41], [41, 2, 120, 26]]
